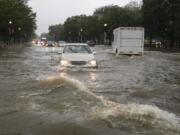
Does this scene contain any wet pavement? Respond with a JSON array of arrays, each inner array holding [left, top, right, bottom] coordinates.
[[0, 44, 180, 135]]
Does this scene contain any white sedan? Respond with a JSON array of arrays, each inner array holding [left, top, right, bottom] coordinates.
[[60, 43, 98, 68]]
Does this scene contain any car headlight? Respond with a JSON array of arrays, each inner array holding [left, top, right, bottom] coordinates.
[[61, 60, 69, 66], [89, 60, 97, 66]]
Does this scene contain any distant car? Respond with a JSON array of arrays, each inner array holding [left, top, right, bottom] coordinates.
[[60, 43, 97, 68], [86, 40, 95, 47], [46, 41, 55, 47]]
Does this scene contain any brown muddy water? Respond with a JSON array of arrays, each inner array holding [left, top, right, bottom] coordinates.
[[0, 44, 180, 135]]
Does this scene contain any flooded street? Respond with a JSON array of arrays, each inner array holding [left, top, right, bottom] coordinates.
[[0, 44, 180, 135]]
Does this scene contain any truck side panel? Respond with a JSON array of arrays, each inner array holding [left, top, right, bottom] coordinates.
[[113, 27, 144, 55], [121, 39, 143, 47], [121, 30, 143, 38]]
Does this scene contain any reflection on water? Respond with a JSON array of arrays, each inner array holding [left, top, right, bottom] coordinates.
[[89, 72, 97, 82]]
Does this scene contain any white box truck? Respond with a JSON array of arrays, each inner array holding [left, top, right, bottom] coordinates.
[[112, 27, 144, 55]]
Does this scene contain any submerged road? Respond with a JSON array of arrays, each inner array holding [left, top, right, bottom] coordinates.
[[0, 44, 180, 135]]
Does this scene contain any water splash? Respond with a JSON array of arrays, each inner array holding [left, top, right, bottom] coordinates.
[[43, 74, 180, 133], [92, 102, 180, 132]]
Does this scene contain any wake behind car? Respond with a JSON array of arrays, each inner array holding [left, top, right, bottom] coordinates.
[[60, 43, 98, 68]]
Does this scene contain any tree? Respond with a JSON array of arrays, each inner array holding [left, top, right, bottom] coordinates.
[[125, 0, 142, 10], [94, 4, 142, 44], [48, 24, 64, 41], [0, 0, 36, 43], [46, 2, 143, 44], [143, 0, 180, 48]]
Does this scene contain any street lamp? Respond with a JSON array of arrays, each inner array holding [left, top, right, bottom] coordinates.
[[9, 20, 12, 24], [8, 20, 14, 42], [80, 28, 83, 43], [17, 27, 22, 43], [104, 23, 108, 45], [104, 23, 107, 27]]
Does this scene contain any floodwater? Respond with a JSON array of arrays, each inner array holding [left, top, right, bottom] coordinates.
[[0, 44, 180, 135]]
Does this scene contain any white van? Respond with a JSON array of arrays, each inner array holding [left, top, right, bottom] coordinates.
[[112, 27, 144, 55]]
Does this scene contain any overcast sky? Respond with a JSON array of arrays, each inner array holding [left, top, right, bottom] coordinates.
[[28, 0, 141, 35]]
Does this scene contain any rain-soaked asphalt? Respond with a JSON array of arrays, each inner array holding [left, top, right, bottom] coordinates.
[[0, 44, 180, 135]]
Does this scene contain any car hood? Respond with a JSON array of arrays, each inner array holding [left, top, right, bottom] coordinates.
[[61, 53, 95, 61]]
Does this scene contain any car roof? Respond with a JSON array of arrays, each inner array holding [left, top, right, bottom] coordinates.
[[63, 43, 88, 46]]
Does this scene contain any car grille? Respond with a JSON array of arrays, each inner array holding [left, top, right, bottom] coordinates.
[[71, 61, 86, 65]]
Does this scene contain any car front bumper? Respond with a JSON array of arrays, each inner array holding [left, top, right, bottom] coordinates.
[[61, 64, 98, 69], [60, 60, 98, 69]]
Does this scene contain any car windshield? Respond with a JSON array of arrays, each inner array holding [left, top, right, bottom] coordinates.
[[63, 45, 92, 54]]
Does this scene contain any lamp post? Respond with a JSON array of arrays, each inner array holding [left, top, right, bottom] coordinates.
[[80, 28, 83, 43], [18, 27, 21, 43], [8, 20, 14, 42], [68, 32, 71, 42], [104, 23, 108, 45], [8, 20, 12, 34]]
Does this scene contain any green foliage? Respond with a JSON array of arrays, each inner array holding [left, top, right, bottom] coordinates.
[[48, 24, 64, 41], [47, 1, 142, 44], [46, 0, 180, 48], [143, 0, 180, 47], [0, 0, 36, 42]]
